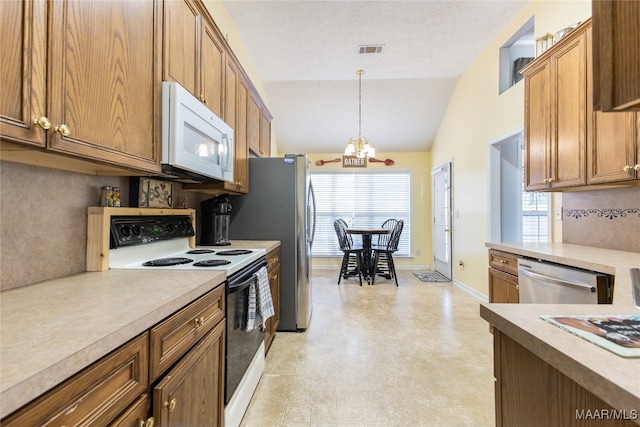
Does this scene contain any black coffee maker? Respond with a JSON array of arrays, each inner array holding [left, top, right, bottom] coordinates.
[[201, 194, 232, 246]]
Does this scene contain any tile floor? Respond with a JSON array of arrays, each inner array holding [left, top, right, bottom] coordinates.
[[240, 269, 495, 426]]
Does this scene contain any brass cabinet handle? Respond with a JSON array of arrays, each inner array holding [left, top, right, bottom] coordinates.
[[138, 418, 155, 427], [54, 124, 71, 137], [163, 398, 177, 412], [547, 177, 554, 183], [624, 165, 633, 173], [500, 259, 507, 264], [193, 316, 204, 327], [269, 274, 278, 281], [635, 164, 640, 171], [33, 116, 51, 130]]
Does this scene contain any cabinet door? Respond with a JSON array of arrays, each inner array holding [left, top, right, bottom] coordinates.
[[227, 60, 249, 193], [269, 263, 281, 333], [259, 110, 271, 157], [592, 0, 640, 112], [247, 93, 261, 156], [550, 32, 587, 189], [153, 321, 225, 427], [0, 0, 47, 147], [488, 268, 519, 303], [48, 0, 160, 173], [588, 112, 637, 183], [524, 61, 551, 190], [200, 18, 224, 118], [163, 0, 199, 96]]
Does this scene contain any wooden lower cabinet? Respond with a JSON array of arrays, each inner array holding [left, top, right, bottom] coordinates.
[[265, 247, 281, 353], [109, 394, 153, 427], [1, 286, 227, 427], [153, 320, 225, 427], [1, 334, 149, 427], [488, 249, 520, 303], [493, 329, 636, 427]]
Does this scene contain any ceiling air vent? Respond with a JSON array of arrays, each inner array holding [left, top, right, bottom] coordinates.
[[358, 44, 384, 54]]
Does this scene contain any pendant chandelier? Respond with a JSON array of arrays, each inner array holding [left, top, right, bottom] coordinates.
[[344, 70, 375, 158]]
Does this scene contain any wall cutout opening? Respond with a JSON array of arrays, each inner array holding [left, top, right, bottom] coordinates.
[[499, 16, 534, 94]]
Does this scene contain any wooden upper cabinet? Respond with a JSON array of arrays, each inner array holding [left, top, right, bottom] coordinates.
[[163, 0, 225, 115], [523, 59, 551, 190], [247, 93, 261, 156], [592, 0, 640, 112], [0, 0, 47, 147], [1, 0, 161, 173], [46, 0, 161, 172], [163, 0, 199, 95], [523, 21, 590, 191], [228, 60, 249, 192], [200, 18, 225, 118], [260, 109, 272, 157]]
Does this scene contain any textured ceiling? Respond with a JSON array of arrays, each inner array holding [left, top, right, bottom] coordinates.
[[221, 0, 530, 154]]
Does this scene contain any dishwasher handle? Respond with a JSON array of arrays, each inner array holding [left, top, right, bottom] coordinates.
[[518, 268, 596, 293]]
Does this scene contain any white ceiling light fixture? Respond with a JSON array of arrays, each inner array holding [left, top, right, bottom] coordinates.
[[344, 70, 376, 159]]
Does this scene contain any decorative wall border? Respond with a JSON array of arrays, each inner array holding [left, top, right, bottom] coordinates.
[[564, 208, 640, 220]]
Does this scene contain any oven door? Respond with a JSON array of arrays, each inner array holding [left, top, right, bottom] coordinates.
[[225, 258, 267, 404]]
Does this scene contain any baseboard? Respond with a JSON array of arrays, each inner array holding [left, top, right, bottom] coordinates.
[[452, 279, 488, 303]]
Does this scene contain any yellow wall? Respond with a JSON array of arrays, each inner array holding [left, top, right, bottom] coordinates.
[[306, 152, 433, 270], [429, 1, 592, 295]]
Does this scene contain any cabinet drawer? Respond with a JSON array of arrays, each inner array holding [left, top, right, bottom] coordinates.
[[149, 285, 224, 381], [2, 333, 148, 427], [489, 249, 519, 276], [267, 247, 280, 271]]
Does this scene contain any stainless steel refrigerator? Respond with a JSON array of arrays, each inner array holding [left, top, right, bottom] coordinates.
[[229, 155, 315, 331]]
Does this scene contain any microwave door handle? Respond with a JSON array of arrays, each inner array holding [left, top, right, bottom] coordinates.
[[518, 268, 596, 292], [222, 133, 231, 172]]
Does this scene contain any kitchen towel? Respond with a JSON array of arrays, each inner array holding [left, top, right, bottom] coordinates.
[[245, 266, 274, 331]]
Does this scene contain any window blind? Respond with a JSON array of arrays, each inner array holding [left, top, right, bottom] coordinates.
[[311, 170, 411, 257]]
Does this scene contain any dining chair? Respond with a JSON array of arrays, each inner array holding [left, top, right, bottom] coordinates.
[[371, 219, 404, 286], [334, 220, 364, 286], [374, 218, 398, 249]]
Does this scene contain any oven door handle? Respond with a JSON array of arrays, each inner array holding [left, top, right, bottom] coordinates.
[[228, 276, 257, 294]]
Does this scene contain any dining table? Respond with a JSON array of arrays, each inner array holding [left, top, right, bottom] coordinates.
[[346, 227, 392, 283]]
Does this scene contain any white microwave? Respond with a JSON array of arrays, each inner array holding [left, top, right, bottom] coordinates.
[[161, 81, 234, 183]]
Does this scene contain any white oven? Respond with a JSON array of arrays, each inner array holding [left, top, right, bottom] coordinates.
[[161, 81, 234, 183], [106, 214, 266, 426]]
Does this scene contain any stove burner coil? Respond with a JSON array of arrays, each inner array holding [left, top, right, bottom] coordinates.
[[193, 259, 232, 267], [216, 249, 252, 256], [143, 257, 193, 267], [186, 249, 215, 254]]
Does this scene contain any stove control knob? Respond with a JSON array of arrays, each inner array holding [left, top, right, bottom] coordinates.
[[119, 225, 131, 238], [131, 225, 141, 236], [166, 223, 175, 233]]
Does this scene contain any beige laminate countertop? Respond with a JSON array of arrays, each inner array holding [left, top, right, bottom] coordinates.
[[0, 239, 280, 419], [482, 242, 640, 420]]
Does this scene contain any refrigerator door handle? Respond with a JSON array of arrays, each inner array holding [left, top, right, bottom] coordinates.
[[308, 181, 316, 245], [518, 268, 596, 292]]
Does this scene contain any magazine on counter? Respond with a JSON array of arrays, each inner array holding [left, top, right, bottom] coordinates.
[[540, 314, 640, 358]]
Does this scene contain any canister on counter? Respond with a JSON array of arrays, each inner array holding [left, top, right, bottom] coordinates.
[[100, 186, 113, 207]]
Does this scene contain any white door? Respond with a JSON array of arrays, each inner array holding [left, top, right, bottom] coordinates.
[[432, 162, 453, 279]]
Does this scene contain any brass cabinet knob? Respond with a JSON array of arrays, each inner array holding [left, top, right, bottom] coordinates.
[[624, 165, 633, 172], [54, 124, 71, 137], [193, 316, 204, 327], [33, 116, 51, 130], [500, 259, 507, 264], [547, 177, 554, 183], [634, 164, 640, 171], [543, 178, 549, 183], [145, 417, 155, 427], [163, 398, 177, 412]]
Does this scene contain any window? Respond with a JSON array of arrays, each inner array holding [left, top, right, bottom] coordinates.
[[311, 170, 411, 257]]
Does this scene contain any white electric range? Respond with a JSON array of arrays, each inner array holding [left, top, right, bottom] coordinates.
[[107, 214, 266, 427]]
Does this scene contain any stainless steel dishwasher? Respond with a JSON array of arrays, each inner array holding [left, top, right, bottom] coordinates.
[[518, 258, 613, 304]]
